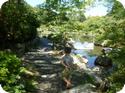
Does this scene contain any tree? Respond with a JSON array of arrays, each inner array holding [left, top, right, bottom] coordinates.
[[0, 0, 40, 48], [36, 0, 97, 24], [108, 0, 125, 18]]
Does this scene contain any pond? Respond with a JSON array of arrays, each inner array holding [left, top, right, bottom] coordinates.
[[71, 41, 102, 69]]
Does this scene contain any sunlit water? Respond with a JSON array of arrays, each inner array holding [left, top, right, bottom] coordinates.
[[72, 41, 100, 69], [72, 49, 97, 68]]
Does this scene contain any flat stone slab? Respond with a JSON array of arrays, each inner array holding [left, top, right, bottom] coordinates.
[[62, 84, 97, 93]]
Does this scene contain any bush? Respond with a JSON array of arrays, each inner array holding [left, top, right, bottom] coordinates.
[[0, 51, 25, 93], [0, 2, 40, 46], [107, 49, 125, 93]]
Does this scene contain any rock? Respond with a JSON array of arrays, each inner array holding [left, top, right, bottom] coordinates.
[[62, 84, 97, 93], [38, 83, 51, 90], [99, 79, 110, 92], [101, 40, 112, 47], [24, 70, 34, 76], [94, 56, 112, 68]]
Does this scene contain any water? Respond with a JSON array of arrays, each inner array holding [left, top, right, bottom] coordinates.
[[72, 41, 102, 69], [73, 41, 94, 50], [87, 56, 97, 68], [72, 49, 97, 69]]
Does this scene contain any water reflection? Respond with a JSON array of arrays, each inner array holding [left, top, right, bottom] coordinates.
[[87, 56, 97, 68], [72, 49, 97, 68], [73, 41, 94, 50], [71, 41, 97, 68]]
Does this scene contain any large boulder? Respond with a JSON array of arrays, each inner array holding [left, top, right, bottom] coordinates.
[[101, 40, 112, 47], [94, 56, 112, 68]]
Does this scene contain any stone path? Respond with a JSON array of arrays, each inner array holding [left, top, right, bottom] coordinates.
[[22, 48, 102, 93], [22, 48, 64, 93]]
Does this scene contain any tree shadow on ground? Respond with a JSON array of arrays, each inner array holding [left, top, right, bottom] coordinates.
[[22, 49, 98, 93], [22, 49, 64, 93]]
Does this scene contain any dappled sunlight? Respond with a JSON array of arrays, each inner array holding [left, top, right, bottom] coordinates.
[[0, 0, 125, 92]]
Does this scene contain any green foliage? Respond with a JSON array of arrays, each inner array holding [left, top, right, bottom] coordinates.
[[107, 57, 125, 93], [38, 1, 125, 92], [0, 51, 25, 93], [108, 0, 125, 18], [36, 0, 97, 24], [101, 1, 125, 92], [79, 14, 125, 47], [82, 2, 125, 92], [106, 48, 125, 93], [0, 1, 40, 47], [0, 0, 124, 92], [38, 21, 89, 49]]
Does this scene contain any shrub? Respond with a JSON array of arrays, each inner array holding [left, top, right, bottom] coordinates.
[[0, 51, 25, 93]]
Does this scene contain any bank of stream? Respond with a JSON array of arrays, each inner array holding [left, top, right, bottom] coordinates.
[[22, 37, 113, 93]]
